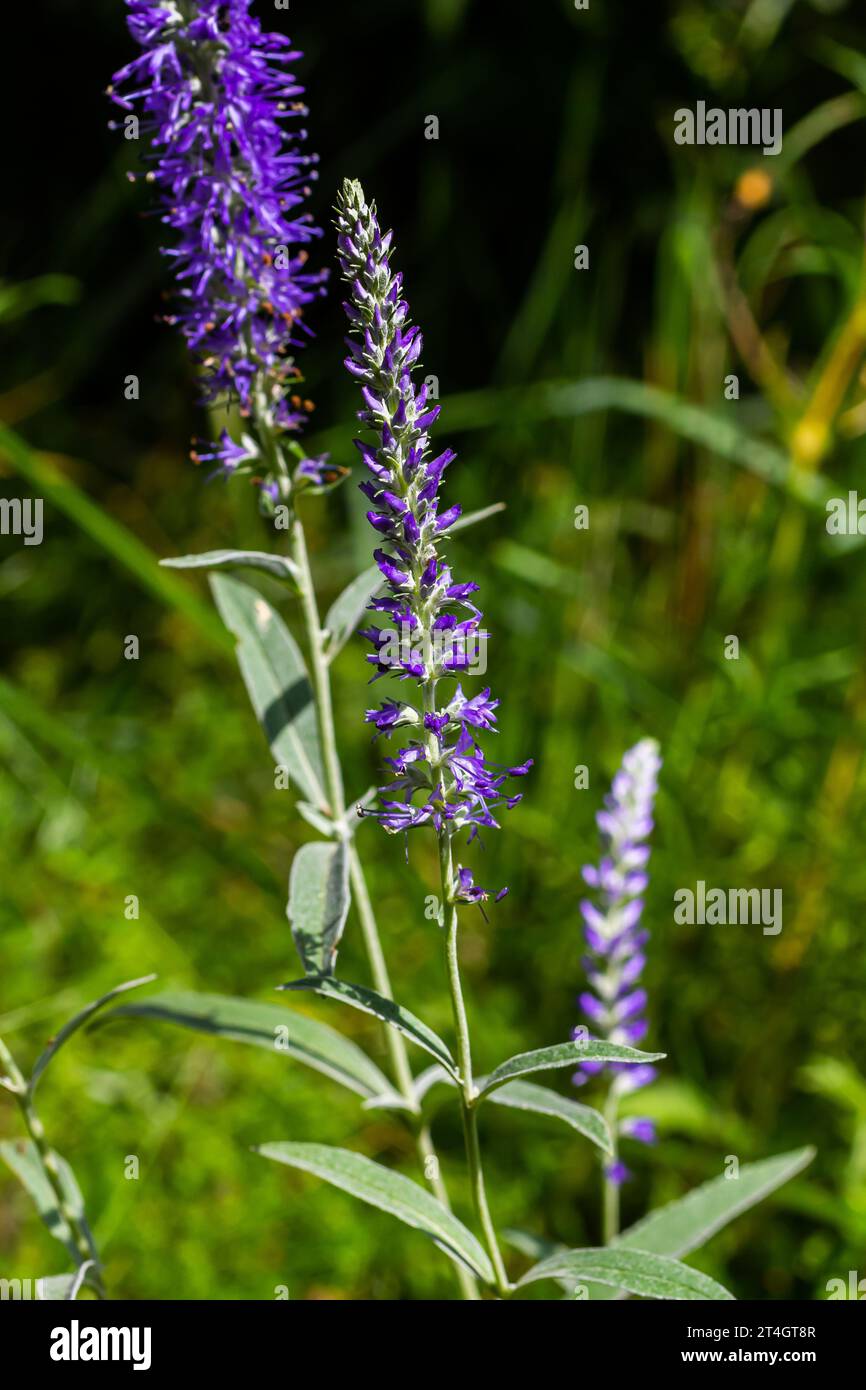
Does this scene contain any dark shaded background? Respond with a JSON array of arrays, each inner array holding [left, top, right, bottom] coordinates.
[[2, 0, 865, 1299]]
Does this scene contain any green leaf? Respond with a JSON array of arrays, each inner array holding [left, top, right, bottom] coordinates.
[[28, 974, 157, 1097], [534, 378, 823, 505], [450, 501, 506, 533], [162, 549, 299, 585], [482, 1079, 613, 1154], [255, 1142, 494, 1285], [0, 1140, 93, 1262], [479, 1041, 664, 1098], [615, 1147, 816, 1259], [0, 423, 232, 653], [0, 273, 80, 323], [101, 990, 397, 1103], [287, 840, 350, 976], [518, 1247, 734, 1300], [210, 573, 327, 809], [307, 375, 838, 512], [324, 566, 383, 662], [280, 976, 459, 1080]]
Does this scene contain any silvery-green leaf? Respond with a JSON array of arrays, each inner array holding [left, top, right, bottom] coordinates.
[[518, 1247, 734, 1300], [255, 1142, 494, 1285], [345, 787, 377, 832], [502, 1228, 563, 1263], [36, 1274, 79, 1301], [482, 1078, 613, 1154], [210, 573, 327, 810], [280, 976, 459, 1080], [615, 1147, 816, 1259], [324, 566, 383, 662], [28, 974, 156, 1097], [364, 1062, 457, 1113], [479, 1041, 665, 1098], [287, 840, 350, 977], [296, 801, 337, 839], [361, 1090, 416, 1113], [0, 1141, 92, 1261], [502, 1229, 573, 1293], [37, 1263, 98, 1300], [101, 990, 396, 1103], [161, 549, 299, 585], [413, 1064, 458, 1105]]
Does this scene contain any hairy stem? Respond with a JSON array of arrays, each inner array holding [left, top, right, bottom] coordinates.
[[436, 830, 511, 1298], [0, 1034, 104, 1295], [602, 1087, 620, 1245], [288, 513, 479, 1299]]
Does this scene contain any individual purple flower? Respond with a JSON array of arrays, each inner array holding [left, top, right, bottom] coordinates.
[[190, 428, 259, 480], [604, 1160, 632, 1187], [573, 738, 662, 1155], [109, 0, 327, 485], [620, 1117, 657, 1144], [335, 179, 531, 899], [293, 453, 351, 493]]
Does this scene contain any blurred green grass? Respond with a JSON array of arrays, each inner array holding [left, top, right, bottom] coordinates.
[[2, 0, 866, 1299]]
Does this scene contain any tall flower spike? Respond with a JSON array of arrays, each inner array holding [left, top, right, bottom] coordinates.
[[108, 0, 327, 488], [573, 738, 662, 1176], [335, 179, 531, 899]]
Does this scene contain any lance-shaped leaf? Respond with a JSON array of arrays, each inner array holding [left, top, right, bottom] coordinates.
[[503, 1228, 563, 1263], [363, 1063, 456, 1114], [37, 1263, 99, 1301], [502, 1229, 575, 1294], [481, 1079, 613, 1154], [256, 1142, 494, 1285], [210, 573, 327, 810], [161, 549, 300, 585], [36, 1274, 79, 1301], [0, 1141, 93, 1263], [287, 840, 350, 977], [101, 990, 397, 1104], [296, 801, 338, 839], [281, 976, 459, 1080], [414, 1064, 458, 1105], [29, 974, 156, 1097], [518, 1247, 734, 1300], [615, 1147, 816, 1259], [479, 1041, 665, 1098]]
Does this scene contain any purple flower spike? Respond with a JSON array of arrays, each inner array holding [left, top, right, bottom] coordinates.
[[334, 179, 531, 903], [574, 739, 662, 1094], [109, 1, 327, 485]]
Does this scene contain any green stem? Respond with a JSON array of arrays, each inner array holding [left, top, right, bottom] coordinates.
[[437, 831, 512, 1298], [0, 1034, 104, 1296], [288, 514, 479, 1300], [602, 1087, 620, 1245], [291, 518, 347, 819], [345, 845, 414, 1100]]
